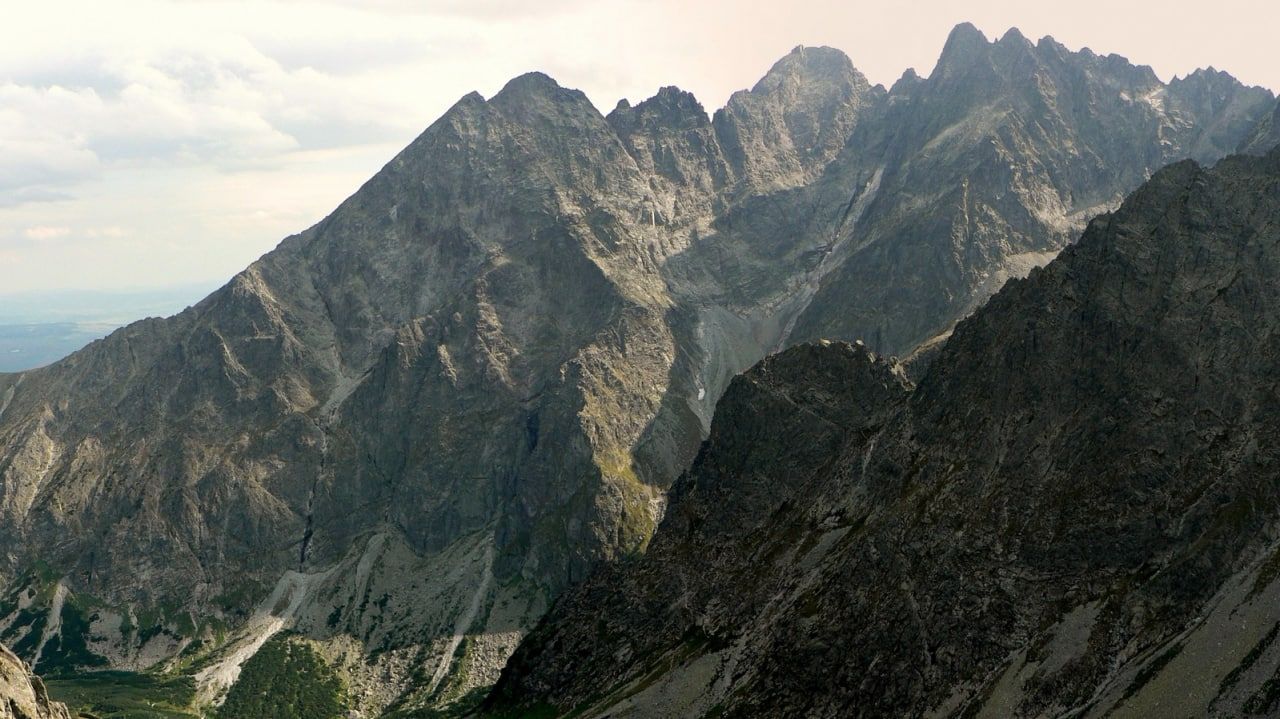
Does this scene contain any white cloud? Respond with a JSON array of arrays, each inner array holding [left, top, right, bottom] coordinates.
[[287, 0, 592, 19], [85, 226, 127, 238], [1, 42, 403, 172], [0, 87, 101, 201], [23, 226, 72, 241], [0, 0, 1276, 296]]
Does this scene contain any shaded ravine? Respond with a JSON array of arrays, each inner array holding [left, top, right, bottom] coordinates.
[[0, 25, 1273, 716]]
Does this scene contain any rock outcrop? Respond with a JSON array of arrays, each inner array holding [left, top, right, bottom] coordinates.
[[488, 148, 1280, 717], [0, 25, 1273, 715], [1241, 97, 1280, 154], [782, 25, 1275, 354], [0, 645, 70, 719]]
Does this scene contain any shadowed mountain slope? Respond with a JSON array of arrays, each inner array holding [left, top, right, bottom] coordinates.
[[488, 148, 1280, 717], [0, 26, 1273, 716]]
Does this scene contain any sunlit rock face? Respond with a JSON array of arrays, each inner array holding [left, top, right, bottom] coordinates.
[[0, 645, 71, 719], [489, 148, 1280, 718], [0, 24, 1273, 715]]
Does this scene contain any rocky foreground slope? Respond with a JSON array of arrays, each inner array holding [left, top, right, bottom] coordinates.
[[0, 645, 70, 719], [0, 24, 1274, 715], [488, 147, 1280, 717]]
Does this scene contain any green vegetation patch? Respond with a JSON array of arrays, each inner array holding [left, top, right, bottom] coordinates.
[[36, 595, 110, 676], [45, 671, 198, 719], [383, 687, 494, 718], [217, 633, 348, 719], [5, 607, 47, 658]]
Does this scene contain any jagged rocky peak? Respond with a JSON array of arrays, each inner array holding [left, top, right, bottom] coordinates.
[[934, 23, 1156, 91], [933, 21, 991, 73], [997, 25, 1032, 47], [607, 85, 728, 196], [454, 70, 618, 144], [0, 645, 71, 719], [888, 66, 923, 95], [1177, 65, 1234, 85], [1165, 66, 1275, 163], [1168, 65, 1251, 108], [782, 21, 1273, 356], [678, 340, 908, 511], [704, 339, 910, 456], [608, 86, 709, 130], [488, 147, 1280, 718], [713, 44, 876, 188], [936, 23, 1161, 87], [756, 44, 862, 88], [942, 21, 989, 52], [492, 70, 574, 100], [1, 27, 1275, 718], [396, 70, 615, 179]]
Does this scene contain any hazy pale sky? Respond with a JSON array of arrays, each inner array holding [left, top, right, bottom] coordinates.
[[1, 0, 1276, 295]]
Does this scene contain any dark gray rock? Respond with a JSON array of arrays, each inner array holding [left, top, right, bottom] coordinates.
[[1241, 97, 1280, 154], [0, 25, 1272, 714], [486, 148, 1280, 718], [785, 25, 1276, 356]]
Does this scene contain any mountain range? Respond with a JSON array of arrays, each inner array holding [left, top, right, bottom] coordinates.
[[489, 144, 1280, 718], [0, 23, 1277, 717]]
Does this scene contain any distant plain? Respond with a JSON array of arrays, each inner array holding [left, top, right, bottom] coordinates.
[[0, 284, 217, 372]]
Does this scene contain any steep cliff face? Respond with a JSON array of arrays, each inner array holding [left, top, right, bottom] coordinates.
[[0, 48, 885, 716], [784, 24, 1275, 355], [0, 645, 70, 719], [1241, 97, 1280, 154], [489, 148, 1280, 717], [0, 26, 1272, 715]]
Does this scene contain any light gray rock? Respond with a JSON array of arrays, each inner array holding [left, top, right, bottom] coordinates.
[[0, 25, 1272, 715], [0, 645, 70, 719], [487, 148, 1280, 718]]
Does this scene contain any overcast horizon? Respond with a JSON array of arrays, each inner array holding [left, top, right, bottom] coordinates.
[[2, 0, 1277, 296]]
